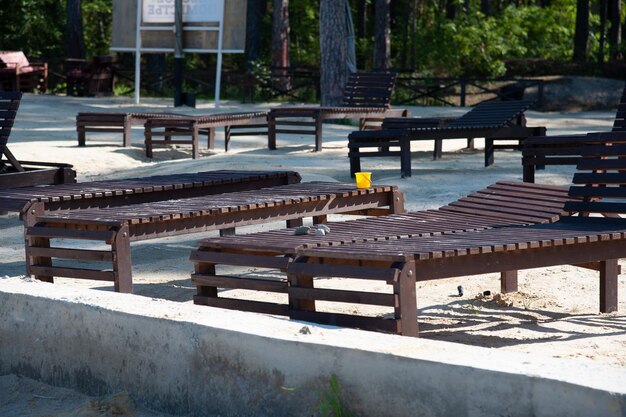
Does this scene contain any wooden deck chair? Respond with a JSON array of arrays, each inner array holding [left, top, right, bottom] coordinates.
[[24, 182, 403, 293], [0, 92, 75, 188], [349, 100, 546, 177], [288, 133, 626, 336], [190, 181, 574, 315], [268, 72, 409, 152], [522, 83, 626, 182]]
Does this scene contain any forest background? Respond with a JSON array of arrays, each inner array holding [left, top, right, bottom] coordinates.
[[0, 0, 624, 103]]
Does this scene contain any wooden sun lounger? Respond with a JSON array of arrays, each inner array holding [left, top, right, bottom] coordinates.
[[0, 170, 301, 223], [522, 84, 626, 182], [349, 100, 546, 177], [76, 111, 186, 147], [0, 92, 76, 189], [190, 181, 574, 315], [268, 72, 409, 151], [25, 182, 403, 293], [143, 111, 269, 159], [287, 137, 626, 336]]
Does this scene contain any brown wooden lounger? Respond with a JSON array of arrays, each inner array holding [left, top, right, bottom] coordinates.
[[287, 136, 626, 336], [349, 100, 546, 177], [522, 84, 626, 182], [268, 72, 408, 152], [143, 111, 269, 159], [76, 111, 186, 147], [1, 92, 76, 189], [190, 181, 574, 315], [0, 170, 300, 223], [25, 182, 403, 293]]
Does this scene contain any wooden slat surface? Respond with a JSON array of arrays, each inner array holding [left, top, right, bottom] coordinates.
[[36, 182, 395, 226], [0, 170, 300, 210]]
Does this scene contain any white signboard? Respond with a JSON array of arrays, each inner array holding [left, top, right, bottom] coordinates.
[[143, 0, 224, 23]]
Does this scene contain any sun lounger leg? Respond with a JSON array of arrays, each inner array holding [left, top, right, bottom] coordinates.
[[396, 260, 418, 337], [600, 259, 618, 313], [78, 128, 86, 146], [123, 116, 132, 147], [313, 215, 327, 224], [112, 225, 132, 293], [268, 113, 277, 150], [466, 138, 475, 149], [433, 139, 442, 160], [207, 127, 215, 150], [192, 124, 200, 159], [195, 261, 218, 298], [523, 164, 535, 183], [224, 125, 231, 152], [349, 152, 361, 177], [220, 227, 236, 237], [288, 257, 316, 312], [400, 139, 412, 178], [27, 236, 53, 283], [286, 218, 304, 228], [485, 138, 495, 166], [500, 270, 518, 293], [314, 116, 323, 152]]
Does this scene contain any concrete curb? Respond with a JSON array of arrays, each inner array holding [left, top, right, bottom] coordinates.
[[1, 277, 625, 416]]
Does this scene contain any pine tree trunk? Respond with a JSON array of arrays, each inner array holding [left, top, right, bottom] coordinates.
[[373, 0, 391, 69], [608, 0, 622, 59], [246, 0, 265, 70], [66, 0, 85, 59], [573, 0, 590, 62], [320, 0, 351, 106], [271, 0, 291, 92]]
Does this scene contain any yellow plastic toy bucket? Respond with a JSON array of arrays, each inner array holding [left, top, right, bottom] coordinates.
[[355, 172, 372, 189]]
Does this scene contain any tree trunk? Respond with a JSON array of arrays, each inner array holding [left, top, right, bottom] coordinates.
[[66, 0, 85, 59], [608, 0, 622, 59], [271, 0, 290, 92], [481, 0, 491, 15], [598, 0, 607, 65], [373, 0, 391, 69], [400, 0, 410, 69], [246, 0, 265, 70], [410, 0, 418, 70], [320, 0, 351, 106], [573, 0, 590, 62], [357, 0, 367, 39], [446, 0, 457, 20], [146, 54, 166, 93]]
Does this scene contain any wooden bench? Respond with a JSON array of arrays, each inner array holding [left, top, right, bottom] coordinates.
[[25, 182, 403, 293], [268, 72, 409, 151], [190, 181, 573, 315], [287, 136, 626, 336], [349, 100, 546, 177], [143, 111, 269, 158], [0, 51, 47, 93]]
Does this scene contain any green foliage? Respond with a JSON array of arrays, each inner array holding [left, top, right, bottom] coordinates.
[[407, 1, 579, 77], [0, 0, 65, 58], [82, 0, 112, 56], [318, 374, 356, 417]]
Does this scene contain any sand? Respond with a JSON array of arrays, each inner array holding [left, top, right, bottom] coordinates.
[[1, 93, 625, 403]]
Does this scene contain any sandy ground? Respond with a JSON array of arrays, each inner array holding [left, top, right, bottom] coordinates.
[[1, 93, 625, 414]]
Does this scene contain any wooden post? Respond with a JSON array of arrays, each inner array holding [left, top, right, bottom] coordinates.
[[395, 260, 418, 337], [600, 259, 618, 313], [112, 225, 132, 293], [500, 270, 518, 293]]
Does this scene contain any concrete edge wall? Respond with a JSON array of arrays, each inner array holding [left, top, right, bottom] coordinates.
[[1, 278, 625, 417]]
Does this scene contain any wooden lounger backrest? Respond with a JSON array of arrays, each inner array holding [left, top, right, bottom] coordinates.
[[612, 84, 626, 132], [341, 72, 397, 109], [445, 100, 532, 129], [565, 131, 626, 216], [0, 91, 22, 158]]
